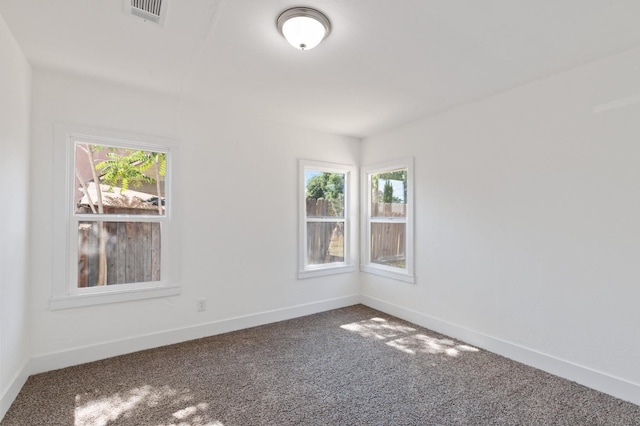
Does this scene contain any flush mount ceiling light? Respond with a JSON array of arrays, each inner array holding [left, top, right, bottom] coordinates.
[[277, 7, 331, 51]]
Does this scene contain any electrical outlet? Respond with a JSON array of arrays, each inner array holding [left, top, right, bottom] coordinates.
[[197, 299, 206, 312]]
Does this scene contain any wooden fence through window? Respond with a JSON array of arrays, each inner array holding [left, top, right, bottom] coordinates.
[[305, 199, 407, 267], [370, 202, 406, 267], [77, 207, 161, 287], [306, 198, 344, 264]]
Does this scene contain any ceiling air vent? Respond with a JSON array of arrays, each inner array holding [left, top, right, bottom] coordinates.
[[124, 0, 167, 26]]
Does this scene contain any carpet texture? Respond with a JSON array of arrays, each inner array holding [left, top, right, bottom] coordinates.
[[2, 305, 639, 425]]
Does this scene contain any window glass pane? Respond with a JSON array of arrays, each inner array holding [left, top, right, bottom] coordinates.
[[370, 168, 407, 218], [370, 222, 406, 268], [305, 171, 345, 217], [74, 143, 167, 216], [77, 221, 161, 287], [307, 222, 345, 265]]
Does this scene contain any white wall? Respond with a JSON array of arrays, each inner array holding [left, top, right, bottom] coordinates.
[[0, 12, 32, 418], [177, 101, 361, 319], [361, 48, 640, 403], [28, 69, 360, 366]]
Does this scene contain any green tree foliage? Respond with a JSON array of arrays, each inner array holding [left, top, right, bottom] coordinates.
[[306, 172, 345, 217], [125, 150, 167, 178], [382, 180, 394, 203], [306, 173, 344, 200], [96, 150, 155, 192], [373, 169, 407, 204], [95, 148, 166, 214], [378, 169, 407, 183]]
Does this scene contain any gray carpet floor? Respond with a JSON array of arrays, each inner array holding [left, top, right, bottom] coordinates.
[[2, 305, 639, 425]]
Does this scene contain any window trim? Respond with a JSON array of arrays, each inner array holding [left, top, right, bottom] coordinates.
[[360, 158, 415, 283], [51, 124, 180, 310], [298, 159, 357, 279]]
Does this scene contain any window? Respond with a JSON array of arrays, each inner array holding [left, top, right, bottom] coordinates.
[[361, 158, 414, 283], [51, 125, 180, 309], [298, 160, 357, 278]]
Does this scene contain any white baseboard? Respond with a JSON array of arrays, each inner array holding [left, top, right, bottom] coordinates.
[[0, 359, 30, 421], [29, 295, 361, 376], [361, 295, 640, 406]]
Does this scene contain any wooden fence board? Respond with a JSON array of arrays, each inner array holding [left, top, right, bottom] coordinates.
[[125, 221, 137, 284], [140, 222, 151, 282], [78, 226, 89, 287], [87, 224, 98, 286], [151, 223, 161, 281], [106, 222, 118, 285], [116, 223, 127, 284]]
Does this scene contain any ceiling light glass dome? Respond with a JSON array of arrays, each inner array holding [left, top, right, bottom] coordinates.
[[277, 7, 331, 51]]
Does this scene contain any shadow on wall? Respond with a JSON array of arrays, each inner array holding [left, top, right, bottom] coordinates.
[[340, 317, 480, 357]]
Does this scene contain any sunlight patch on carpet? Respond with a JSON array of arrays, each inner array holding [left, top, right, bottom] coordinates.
[[386, 334, 480, 356], [340, 317, 416, 339], [74, 385, 220, 426], [341, 317, 479, 357], [75, 385, 155, 426]]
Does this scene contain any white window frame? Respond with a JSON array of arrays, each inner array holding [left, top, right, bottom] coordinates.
[[51, 124, 180, 310], [361, 158, 415, 283], [298, 159, 357, 279]]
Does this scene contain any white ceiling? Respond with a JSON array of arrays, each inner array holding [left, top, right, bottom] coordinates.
[[2, 0, 640, 138]]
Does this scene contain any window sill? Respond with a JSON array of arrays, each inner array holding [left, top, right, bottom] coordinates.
[[360, 265, 415, 283], [298, 265, 356, 280], [49, 284, 181, 310]]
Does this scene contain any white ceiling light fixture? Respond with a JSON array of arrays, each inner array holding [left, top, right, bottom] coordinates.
[[277, 7, 331, 51]]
